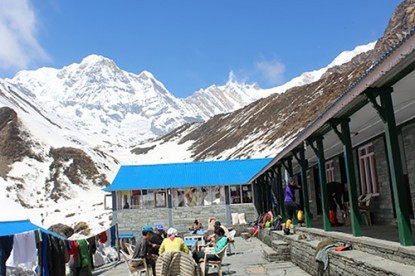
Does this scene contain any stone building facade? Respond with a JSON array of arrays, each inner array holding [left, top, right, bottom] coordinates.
[[300, 118, 415, 226]]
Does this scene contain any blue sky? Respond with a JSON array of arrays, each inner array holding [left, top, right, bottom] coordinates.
[[0, 0, 402, 98]]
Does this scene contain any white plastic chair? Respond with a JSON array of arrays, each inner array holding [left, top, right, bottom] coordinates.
[[125, 242, 136, 256], [120, 250, 149, 276], [200, 245, 228, 276], [226, 230, 236, 255]]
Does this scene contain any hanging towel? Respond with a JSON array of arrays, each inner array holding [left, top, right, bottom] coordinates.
[[6, 230, 37, 269]]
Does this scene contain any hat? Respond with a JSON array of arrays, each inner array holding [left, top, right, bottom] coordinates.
[[167, 227, 178, 236], [155, 224, 164, 231], [288, 177, 294, 183], [143, 225, 154, 233]]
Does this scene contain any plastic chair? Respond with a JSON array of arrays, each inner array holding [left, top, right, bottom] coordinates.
[[200, 245, 228, 276], [120, 250, 149, 276], [226, 230, 236, 255], [359, 193, 373, 225], [125, 242, 136, 255]]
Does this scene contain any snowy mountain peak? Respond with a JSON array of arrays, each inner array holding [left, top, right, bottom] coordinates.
[[327, 41, 376, 68], [138, 70, 155, 80], [80, 54, 115, 66]]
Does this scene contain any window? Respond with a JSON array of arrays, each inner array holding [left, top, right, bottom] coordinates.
[[172, 187, 225, 207], [155, 190, 166, 208], [241, 184, 253, 203], [230, 184, 253, 204], [141, 190, 155, 208], [131, 190, 141, 208], [358, 143, 379, 194], [104, 194, 112, 210], [326, 160, 335, 183], [173, 188, 186, 207], [230, 186, 241, 204]]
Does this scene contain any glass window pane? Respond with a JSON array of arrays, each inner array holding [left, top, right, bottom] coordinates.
[[241, 184, 253, 203], [173, 188, 186, 207], [185, 187, 197, 207], [230, 185, 241, 204], [142, 190, 154, 208], [131, 190, 141, 208], [155, 190, 166, 208]]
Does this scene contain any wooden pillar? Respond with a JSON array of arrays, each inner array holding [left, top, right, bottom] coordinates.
[[308, 137, 331, 231], [167, 188, 173, 228], [330, 118, 362, 237], [366, 87, 413, 245], [224, 186, 232, 226], [293, 148, 312, 227], [276, 165, 286, 220]]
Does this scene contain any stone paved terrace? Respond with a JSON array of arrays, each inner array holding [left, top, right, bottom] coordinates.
[[99, 236, 310, 276]]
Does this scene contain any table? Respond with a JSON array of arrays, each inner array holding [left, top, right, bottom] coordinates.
[[183, 234, 205, 247], [184, 239, 198, 250]]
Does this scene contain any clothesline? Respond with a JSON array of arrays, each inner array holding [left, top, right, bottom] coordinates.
[[1, 222, 119, 276]]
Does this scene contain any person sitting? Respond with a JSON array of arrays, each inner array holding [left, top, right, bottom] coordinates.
[[132, 225, 156, 271], [159, 227, 189, 255], [207, 217, 216, 233], [189, 219, 203, 234], [205, 221, 229, 244], [148, 224, 165, 274], [193, 227, 228, 263]]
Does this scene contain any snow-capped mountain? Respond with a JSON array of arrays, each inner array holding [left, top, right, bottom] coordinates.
[[184, 81, 262, 119], [8, 55, 203, 145], [262, 42, 377, 95], [5, 40, 375, 148]]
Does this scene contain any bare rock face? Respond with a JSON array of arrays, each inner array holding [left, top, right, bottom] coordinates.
[[73, 221, 91, 236], [373, 0, 415, 58], [47, 147, 108, 201], [0, 107, 42, 177]]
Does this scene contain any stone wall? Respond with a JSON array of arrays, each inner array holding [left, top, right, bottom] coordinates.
[[299, 134, 399, 226], [116, 207, 170, 236], [258, 228, 415, 276], [401, 120, 415, 220], [372, 135, 395, 224], [115, 203, 257, 237], [331, 155, 343, 183]]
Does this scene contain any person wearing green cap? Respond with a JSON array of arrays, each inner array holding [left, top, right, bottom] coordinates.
[[132, 225, 156, 272]]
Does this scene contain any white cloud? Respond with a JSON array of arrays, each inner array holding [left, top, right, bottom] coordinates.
[[0, 0, 48, 71], [255, 58, 285, 85], [229, 56, 286, 88], [227, 69, 250, 85]]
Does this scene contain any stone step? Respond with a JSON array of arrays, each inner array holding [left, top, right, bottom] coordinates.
[[294, 227, 415, 267], [270, 240, 290, 261], [261, 241, 279, 262], [330, 248, 415, 276], [261, 228, 415, 275]]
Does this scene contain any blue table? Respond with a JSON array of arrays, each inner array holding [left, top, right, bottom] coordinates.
[[184, 239, 197, 247]]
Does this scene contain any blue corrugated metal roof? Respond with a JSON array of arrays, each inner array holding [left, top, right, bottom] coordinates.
[[0, 219, 40, 236], [104, 158, 272, 191]]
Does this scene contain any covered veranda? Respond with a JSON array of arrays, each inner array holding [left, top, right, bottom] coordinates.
[[251, 29, 415, 246]]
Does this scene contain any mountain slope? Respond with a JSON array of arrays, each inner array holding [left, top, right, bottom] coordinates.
[[131, 0, 415, 163]]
